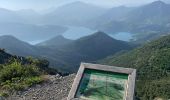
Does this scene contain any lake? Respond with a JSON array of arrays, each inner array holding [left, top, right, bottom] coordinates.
[[63, 26, 133, 42], [4, 26, 134, 45], [109, 32, 133, 42], [63, 26, 96, 40]]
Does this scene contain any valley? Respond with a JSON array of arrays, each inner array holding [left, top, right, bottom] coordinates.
[[0, 0, 170, 100]]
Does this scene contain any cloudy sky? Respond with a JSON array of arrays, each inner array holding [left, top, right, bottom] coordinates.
[[0, 0, 169, 11]]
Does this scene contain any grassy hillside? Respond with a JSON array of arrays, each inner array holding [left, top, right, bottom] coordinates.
[[0, 49, 57, 97], [100, 35, 170, 100]]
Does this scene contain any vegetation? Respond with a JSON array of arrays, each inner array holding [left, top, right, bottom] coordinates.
[[100, 35, 170, 100], [0, 59, 43, 96], [0, 51, 58, 97]]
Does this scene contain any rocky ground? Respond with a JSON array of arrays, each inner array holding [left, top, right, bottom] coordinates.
[[4, 74, 75, 100]]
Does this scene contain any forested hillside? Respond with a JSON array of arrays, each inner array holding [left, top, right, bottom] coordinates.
[[100, 35, 170, 100]]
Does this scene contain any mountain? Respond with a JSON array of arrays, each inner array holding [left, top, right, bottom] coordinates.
[[127, 1, 170, 23], [0, 48, 58, 73], [86, 6, 134, 29], [60, 32, 133, 60], [0, 8, 42, 24], [37, 35, 72, 47], [16, 9, 42, 24], [44, 32, 134, 72], [0, 8, 25, 23], [100, 34, 170, 99], [42, 1, 107, 26], [0, 23, 68, 42], [0, 35, 63, 72], [0, 8, 68, 43], [126, 0, 170, 42], [0, 35, 39, 56], [91, 1, 170, 43], [0, 33, 134, 73]]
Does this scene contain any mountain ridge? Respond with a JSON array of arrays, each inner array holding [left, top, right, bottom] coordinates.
[[0, 32, 134, 72], [50, 32, 134, 72], [43, 1, 107, 26], [37, 35, 73, 47], [0, 35, 39, 56], [88, 0, 170, 43]]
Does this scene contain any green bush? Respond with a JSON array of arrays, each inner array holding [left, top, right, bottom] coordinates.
[[0, 59, 41, 82], [0, 92, 9, 97], [0, 59, 44, 96], [23, 76, 43, 87]]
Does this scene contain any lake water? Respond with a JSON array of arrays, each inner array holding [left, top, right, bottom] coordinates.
[[0, 27, 133, 45], [63, 26, 97, 40], [63, 26, 133, 42], [109, 32, 133, 42]]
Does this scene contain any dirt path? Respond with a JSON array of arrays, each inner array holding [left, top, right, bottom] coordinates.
[[6, 74, 75, 100]]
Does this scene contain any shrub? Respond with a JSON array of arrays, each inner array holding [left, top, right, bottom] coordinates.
[[0, 92, 9, 97], [0, 59, 41, 83], [23, 76, 43, 87], [0, 59, 44, 96]]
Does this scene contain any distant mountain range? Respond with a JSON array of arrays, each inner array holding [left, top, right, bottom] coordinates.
[[89, 1, 170, 42], [0, 1, 170, 43], [100, 34, 170, 99], [0, 1, 106, 42], [0, 23, 67, 42], [0, 1, 107, 26], [0, 32, 134, 72], [42, 1, 107, 26], [0, 6, 68, 42], [0, 8, 24, 23]]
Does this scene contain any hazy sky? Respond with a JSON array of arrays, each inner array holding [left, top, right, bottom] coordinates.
[[0, 0, 169, 11]]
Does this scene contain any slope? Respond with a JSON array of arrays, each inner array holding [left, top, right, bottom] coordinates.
[[100, 34, 170, 100]]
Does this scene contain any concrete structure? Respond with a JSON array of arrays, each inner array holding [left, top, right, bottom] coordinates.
[[67, 63, 136, 100]]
